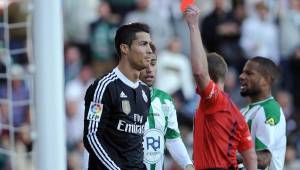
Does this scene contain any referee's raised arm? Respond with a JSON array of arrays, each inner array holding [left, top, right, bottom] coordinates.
[[184, 5, 210, 91]]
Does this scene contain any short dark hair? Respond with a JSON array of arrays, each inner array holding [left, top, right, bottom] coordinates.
[[250, 56, 280, 85], [207, 52, 228, 83], [114, 22, 150, 57]]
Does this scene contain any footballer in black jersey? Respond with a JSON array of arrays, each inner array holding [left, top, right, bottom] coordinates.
[[83, 22, 152, 170], [83, 68, 150, 169]]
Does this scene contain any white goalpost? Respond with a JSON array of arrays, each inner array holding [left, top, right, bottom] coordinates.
[[0, 0, 66, 169], [33, 0, 66, 170]]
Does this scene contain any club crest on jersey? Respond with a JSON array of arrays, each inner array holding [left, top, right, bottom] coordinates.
[[87, 102, 103, 122], [122, 100, 131, 115], [142, 90, 148, 103]]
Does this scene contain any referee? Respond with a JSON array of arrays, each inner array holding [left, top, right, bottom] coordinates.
[[184, 5, 257, 170], [83, 22, 152, 170]]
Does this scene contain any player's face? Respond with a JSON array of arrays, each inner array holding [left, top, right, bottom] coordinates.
[[239, 60, 266, 97], [140, 53, 157, 87], [128, 32, 152, 71]]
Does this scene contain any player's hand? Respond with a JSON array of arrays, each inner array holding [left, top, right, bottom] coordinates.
[[184, 164, 195, 170], [184, 4, 201, 27]]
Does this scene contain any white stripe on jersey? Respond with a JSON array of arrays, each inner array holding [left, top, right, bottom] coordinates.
[[92, 75, 118, 132], [87, 73, 120, 170], [93, 72, 113, 102], [87, 134, 119, 170], [88, 73, 117, 133], [95, 72, 117, 102]]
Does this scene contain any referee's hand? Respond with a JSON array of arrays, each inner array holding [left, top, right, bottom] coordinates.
[[184, 4, 201, 27]]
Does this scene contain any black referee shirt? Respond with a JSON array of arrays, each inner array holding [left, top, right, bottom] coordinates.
[[83, 67, 150, 170]]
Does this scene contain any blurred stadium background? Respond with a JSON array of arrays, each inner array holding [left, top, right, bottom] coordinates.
[[1, 0, 300, 169]]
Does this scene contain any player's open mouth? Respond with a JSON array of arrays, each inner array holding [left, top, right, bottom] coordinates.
[[240, 85, 246, 90], [240, 83, 247, 90]]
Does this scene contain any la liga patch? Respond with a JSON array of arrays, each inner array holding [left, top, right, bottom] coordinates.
[[87, 102, 103, 122]]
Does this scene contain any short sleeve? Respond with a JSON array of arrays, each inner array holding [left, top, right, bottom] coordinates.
[[196, 80, 223, 109], [196, 80, 214, 97], [196, 80, 220, 99]]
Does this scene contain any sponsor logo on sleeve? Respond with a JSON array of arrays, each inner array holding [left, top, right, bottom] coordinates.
[[265, 118, 275, 126], [87, 102, 103, 122]]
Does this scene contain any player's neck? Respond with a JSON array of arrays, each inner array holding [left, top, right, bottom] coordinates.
[[250, 90, 272, 103], [117, 62, 140, 83]]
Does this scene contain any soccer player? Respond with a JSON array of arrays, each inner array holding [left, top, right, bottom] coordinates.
[[184, 4, 257, 170], [240, 57, 286, 169], [139, 44, 194, 170], [83, 22, 152, 170]]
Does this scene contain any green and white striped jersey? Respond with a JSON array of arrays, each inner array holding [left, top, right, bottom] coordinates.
[[143, 88, 181, 170], [241, 97, 286, 170]]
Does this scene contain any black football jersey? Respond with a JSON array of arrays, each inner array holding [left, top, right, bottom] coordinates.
[[83, 67, 150, 170]]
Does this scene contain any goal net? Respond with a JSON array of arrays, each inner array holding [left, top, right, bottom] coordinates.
[[0, 0, 35, 169]]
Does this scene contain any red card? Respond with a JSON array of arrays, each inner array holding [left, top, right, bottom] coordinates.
[[180, 0, 195, 12]]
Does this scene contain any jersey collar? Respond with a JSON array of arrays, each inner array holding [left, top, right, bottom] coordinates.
[[250, 96, 274, 106], [113, 67, 141, 89]]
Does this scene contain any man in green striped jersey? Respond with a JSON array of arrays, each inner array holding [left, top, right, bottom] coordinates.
[[239, 57, 286, 170], [140, 44, 194, 170]]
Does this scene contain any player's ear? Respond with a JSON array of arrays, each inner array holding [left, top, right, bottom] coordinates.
[[120, 44, 129, 56], [263, 74, 273, 85]]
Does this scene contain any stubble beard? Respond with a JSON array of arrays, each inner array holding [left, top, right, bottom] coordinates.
[[240, 87, 261, 99]]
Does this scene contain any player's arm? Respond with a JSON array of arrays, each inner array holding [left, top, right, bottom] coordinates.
[[184, 4, 210, 91], [164, 98, 193, 169], [166, 139, 194, 170], [240, 148, 257, 170], [83, 80, 120, 169], [257, 150, 271, 169], [83, 82, 98, 154]]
